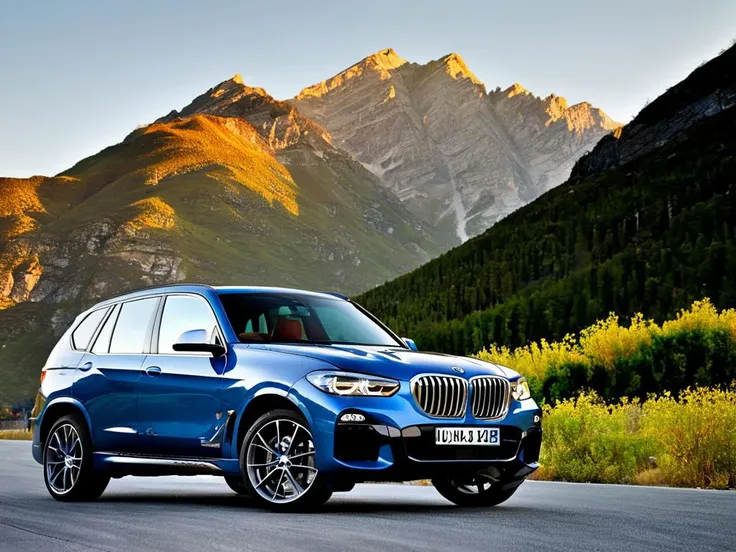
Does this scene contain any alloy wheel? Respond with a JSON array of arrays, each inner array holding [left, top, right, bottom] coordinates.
[[45, 423, 83, 495], [452, 473, 496, 495], [245, 419, 318, 504]]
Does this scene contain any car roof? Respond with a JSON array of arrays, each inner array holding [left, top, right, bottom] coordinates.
[[89, 283, 347, 311], [214, 286, 348, 300]]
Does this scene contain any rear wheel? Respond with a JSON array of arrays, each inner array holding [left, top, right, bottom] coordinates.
[[240, 409, 331, 512], [224, 476, 249, 495], [432, 475, 519, 507], [43, 414, 110, 501]]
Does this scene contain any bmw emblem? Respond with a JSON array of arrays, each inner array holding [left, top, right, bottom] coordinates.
[[451, 366, 465, 374]]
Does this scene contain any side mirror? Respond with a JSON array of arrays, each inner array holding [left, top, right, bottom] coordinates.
[[172, 329, 226, 357], [402, 337, 418, 351]]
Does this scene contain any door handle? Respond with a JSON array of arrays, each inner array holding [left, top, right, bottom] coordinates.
[[79, 362, 94, 372], [144, 365, 162, 376]]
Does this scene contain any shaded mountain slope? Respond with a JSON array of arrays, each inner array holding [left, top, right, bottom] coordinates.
[[355, 46, 736, 357], [572, 44, 736, 178]]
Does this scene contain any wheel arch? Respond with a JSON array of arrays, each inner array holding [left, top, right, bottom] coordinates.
[[39, 398, 92, 448], [232, 391, 307, 457]]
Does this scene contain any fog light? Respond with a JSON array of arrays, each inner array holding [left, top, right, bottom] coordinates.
[[340, 413, 366, 423], [533, 414, 541, 424]]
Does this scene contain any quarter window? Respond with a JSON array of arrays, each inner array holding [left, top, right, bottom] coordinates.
[[109, 297, 159, 354], [157, 295, 219, 354], [71, 308, 109, 351], [91, 304, 119, 354]]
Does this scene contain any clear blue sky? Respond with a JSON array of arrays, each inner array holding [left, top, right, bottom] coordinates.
[[2, 0, 735, 178]]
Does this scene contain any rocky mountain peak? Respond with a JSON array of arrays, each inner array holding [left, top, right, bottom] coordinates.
[[296, 48, 407, 100], [543, 93, 570, 114], [503, 83, 531, 98], [363, 48, 407, 71], [439, 52, 484, 87], [157, 76, 332, 151], [293, 49, 621, 241]]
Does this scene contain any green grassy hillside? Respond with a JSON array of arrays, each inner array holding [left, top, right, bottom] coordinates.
[[0, 111, 450, 405]]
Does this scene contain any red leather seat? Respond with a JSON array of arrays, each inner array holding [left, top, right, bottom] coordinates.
[[273, 318, 303, 341]]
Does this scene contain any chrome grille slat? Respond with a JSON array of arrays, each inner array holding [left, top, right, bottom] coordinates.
[[459, 378, 468, 418], [411, 375, 468, 419], [445, 378, 451, 418], [471, 376, 511, 420]]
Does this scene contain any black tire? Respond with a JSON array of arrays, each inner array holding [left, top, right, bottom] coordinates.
[[240, 409, 332, 512], [43, 414, 110, 502], [224, 475, 249, 495], [432, 476, 519, 507]]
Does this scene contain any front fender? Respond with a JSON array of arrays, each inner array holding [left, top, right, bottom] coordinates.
[[225, 383, 312, 459]]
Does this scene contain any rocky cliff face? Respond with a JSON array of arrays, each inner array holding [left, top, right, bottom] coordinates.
[[157, 75, 332, 152], [293, 49, 620, 240], [572, 44, 736, 180]]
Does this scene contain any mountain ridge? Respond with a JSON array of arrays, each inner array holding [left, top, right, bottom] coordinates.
[[355, 44, 736, 361], [571, 44, 736, 179], [0, 47, 622, 404], [292, 48, 620, 240], [0, 78, 454, 403]]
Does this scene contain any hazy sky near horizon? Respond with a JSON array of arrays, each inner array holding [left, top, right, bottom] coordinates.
[[1, 0, 735, 178]]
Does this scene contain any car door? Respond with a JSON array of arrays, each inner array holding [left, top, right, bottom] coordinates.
[[137, 293, 227, 457], [73, 296, 161, 453]]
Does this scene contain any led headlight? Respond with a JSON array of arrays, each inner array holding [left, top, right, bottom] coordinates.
[[511, 377, 532, 401], [307, 371, 400, 397]]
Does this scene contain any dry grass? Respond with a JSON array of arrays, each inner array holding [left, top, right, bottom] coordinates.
[[127, 197, 177, 231], [538, 386, 736, 489], [0, 177, 47, 239], [0, 429, 31, 440], [134, 116, 299, 215]]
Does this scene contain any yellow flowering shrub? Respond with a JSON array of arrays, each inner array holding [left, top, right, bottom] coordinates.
[[538, 387, 736, 489], [475, 298, 736, 402]]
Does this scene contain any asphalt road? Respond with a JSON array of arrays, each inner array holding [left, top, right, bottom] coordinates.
[[1, 441, 734, 552]]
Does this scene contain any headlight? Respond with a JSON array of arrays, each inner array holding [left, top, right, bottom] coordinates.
[[306, 371, 400, 397], [511, 378, 531, 401]]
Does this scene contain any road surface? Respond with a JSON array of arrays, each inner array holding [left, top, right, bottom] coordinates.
[[0, 441, 734, 551]]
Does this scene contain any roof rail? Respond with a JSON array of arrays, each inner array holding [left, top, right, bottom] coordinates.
[[320, 291, 349, 300], [96, 282, 216, 304]]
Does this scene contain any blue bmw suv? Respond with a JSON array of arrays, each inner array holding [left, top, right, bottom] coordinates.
[[31, 284, 541, 511]]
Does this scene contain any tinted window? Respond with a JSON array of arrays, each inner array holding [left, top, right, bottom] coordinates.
[[91, 304, 119, 354], [158, 295, 219, 354], [109, 298, 159, 354], [71, 308, 108, 350], [218, 292, 401, 347]]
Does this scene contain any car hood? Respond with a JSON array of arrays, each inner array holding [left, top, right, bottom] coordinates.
[[258, 344, 515, 381]]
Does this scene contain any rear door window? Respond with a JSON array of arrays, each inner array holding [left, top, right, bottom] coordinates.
[[109, 297, 160, 354], [71, 307, 109, 351]]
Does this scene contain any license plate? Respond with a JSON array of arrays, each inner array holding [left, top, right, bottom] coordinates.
[[435, 427, 500, 446]]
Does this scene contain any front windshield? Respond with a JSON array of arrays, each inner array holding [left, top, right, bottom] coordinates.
[[217, 292, 403, 347]]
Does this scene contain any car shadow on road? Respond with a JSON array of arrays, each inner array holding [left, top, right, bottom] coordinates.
[[98, 492, 529, 515]]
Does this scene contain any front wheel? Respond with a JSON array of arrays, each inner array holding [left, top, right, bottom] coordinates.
[[240, 409, 332, 512], [43, 414, 110, 501], [432, 475, 519, 507]]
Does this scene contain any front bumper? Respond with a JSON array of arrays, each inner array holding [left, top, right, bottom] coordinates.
[[288, 377, 542, 483]]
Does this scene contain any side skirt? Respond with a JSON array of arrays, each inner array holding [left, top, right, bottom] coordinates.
[[93, 452, 240, 477]]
